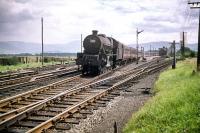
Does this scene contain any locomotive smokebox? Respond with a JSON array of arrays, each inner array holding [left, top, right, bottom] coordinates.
[[83, 31, 113, 54], [92, 30, 98, 35]]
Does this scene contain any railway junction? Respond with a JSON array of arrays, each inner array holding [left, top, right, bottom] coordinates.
[[0, 30, 198, 133], [0, 0, 200, 132], [0, 57, 173, 133]]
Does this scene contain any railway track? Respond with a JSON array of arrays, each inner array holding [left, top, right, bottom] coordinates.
[[0, 63, 75, 81], [0, 66, 80, 100], [0, 65, 77, 87], [0, 59, 152, 123], [0, 60, 171, 133], [0, 71, 36, 81], [0, 59, 151, 100], [0, 63, 128, 123]]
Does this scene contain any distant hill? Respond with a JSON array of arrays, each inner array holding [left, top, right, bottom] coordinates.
[[129, 41, 197, 51], [0, 41, 197, 55], [0, 40, 81, 54]]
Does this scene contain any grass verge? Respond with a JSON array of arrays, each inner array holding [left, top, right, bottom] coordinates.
[[0, 62, 62, 72], [123, 59, 200, 133]]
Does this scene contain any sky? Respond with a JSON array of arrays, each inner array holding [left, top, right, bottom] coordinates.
[[0, 0, 199, 45]]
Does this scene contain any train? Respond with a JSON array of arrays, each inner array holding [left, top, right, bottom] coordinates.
[[76, 30, 140, 75]]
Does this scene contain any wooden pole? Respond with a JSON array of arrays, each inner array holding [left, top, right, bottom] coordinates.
[[41, 17, 44, 66]]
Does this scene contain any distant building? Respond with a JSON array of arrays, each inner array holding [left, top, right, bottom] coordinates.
[[144, 50, 159, 57], [159, 47, 168, 57], [144, 47, 168, 57], [167, 45, 174, 57]]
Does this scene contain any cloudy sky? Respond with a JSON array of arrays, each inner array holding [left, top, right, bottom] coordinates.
[[0, 0, 199, 45]]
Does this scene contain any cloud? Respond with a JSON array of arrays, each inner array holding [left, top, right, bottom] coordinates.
[[0, 0, 198, 46], [15, 0, 30, 3]]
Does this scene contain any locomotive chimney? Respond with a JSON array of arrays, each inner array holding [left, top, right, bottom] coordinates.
[[92, 30, 98, 35]]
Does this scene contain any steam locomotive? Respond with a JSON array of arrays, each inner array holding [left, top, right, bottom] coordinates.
[[76, 30, 139, 75]]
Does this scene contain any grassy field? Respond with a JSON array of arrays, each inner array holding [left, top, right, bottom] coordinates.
[[0, 61, 66, 72], [123, 59, 200, 133]]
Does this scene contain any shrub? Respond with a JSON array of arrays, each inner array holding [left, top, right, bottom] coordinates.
[[0, 57, 20, 66]]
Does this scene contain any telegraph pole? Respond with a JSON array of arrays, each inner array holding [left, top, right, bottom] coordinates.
[[143, 47, 145, 58], [188, 1, 200, 71], [153, 48, 154, 56], [182, 32, 185, 59], [149, 45, 151, 57], [81, 34, 83, 53], [136, 29, 138, 64], [136, 28, 144, 64], [141, 47, 144, 58], [41, 17, 44, 66], [172, 40, 176, 69]]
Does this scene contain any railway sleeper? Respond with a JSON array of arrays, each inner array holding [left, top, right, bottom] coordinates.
[[14, 120, 41, 128], [24, 99, 41, 103], [79, 109, 93, 115], [54, 101, 78, 105], [0, 108, 13, 113], [8, 104, 26, 109], [62, 118, 80, 124], [100, 97, 111, 102], [48, 90, 65, 93], [1, 105, 18, 110], [62, 84, 74, 88], [33, 111, 59, 117], [61, 98, 83, 102], [76, 93, 91, 96], [124, 89, 133, 92], [95, 86, 109, 89], [69, 113, 87, 119], [108, 92, 121, 96], [100, 82, 114, 87], [70, 95, 89, 99], [26, 115, 52, 122], [66, 96, 84, 100], [117, 86, 129, 90], [9, 90, 21, 94], [43, 107, 65, 112], [17, 101, 37, 105], [95, 100, 107, 104], [43, 93, 59, 96], [35, 93, 56, 97], [85, 105, 98, 110], [55, 122, 71, 130], [27, 96, 46, 100], [104, 95, 115, 100], [48, 104, 70, 108], [78, 92, 94, 95], [123, 83, 136, 88], [1, 92, 13, 96], [4, 126, 30, 133], [90, 102, 107, 108]]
